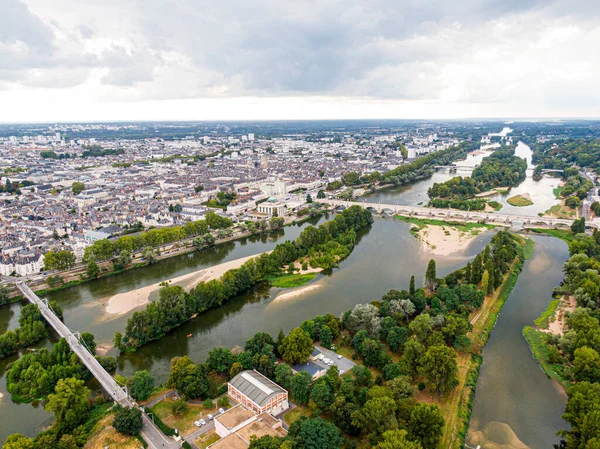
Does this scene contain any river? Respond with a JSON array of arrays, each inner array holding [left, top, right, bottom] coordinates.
[[467, 235, 570, 449], [0, 142, 570, 446]]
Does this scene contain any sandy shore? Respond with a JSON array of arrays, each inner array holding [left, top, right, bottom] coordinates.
[[105, 253, 269, 316], [270, 284, 322, 305], [541, 296, 576, 336], [416, 224, 489, 256]]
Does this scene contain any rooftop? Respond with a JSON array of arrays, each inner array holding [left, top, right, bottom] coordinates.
[[228, 370, 287, 407], [235, 418, 284, 442], [208, 433, 248, 449], [215, 405, 254, 430]]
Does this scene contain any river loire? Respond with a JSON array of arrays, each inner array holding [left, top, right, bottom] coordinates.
[[0, 143, 570, 445]]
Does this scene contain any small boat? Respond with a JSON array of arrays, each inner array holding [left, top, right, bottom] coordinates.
[[186, 334, 193, 338]]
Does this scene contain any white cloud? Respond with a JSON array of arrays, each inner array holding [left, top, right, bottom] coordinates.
[[1, 0, 599, 121]]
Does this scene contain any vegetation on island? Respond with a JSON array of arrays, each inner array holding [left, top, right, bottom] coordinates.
[[266, 273, 318, 288], [115, 206, 373, 352], [0, 302, 63, 360], [506, 194, 533, 207]]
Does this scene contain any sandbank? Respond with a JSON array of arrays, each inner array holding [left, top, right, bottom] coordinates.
[[270, 284, 322, 304], [541, 296, 576, 336], [416, 224, 488, 256], [105, 253, 269, 316]]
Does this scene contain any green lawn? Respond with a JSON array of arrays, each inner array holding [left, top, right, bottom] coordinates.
[[507, 195, 533, 207], [553, 186, 565, 199], [266, 273, 317, 288], [394, 216, 495, 233], [151, 401, 213, 437], [284, 407, 312, 426]]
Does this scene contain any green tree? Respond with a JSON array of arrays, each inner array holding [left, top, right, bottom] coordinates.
[[57, 435, 78, 449], [2, 434, 35, 449], [130, 370, 155, 401], [408, 403, 444, 449], [71, 181, 85, 195], [375, 429, 424, 449], [45, 378, 90, 433], [317, 190, 325, 199], [425, 259, 437, 293], [309, 381, 334, 411], [573, 346, 600, 382], [113, 406, 143, 436], [230, 362, 243, 379], [409, 275, 415, 295], [86, 260, 100, 279], [172, 399, 189, 416], [352, 396, 398, 436], [43, 250, 76, 271], [419, 345, 459, 396], [288, 416, 344, 449], [274, 363, 293, 390], [207, 347, 235, 374], [279, 327, 313, 365], [289, 372, 312, 405]]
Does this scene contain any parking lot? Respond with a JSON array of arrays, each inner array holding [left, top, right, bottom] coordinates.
[[315, 345, 356, 373]]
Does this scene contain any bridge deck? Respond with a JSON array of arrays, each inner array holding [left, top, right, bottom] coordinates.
[[15, 281, 180, 449]]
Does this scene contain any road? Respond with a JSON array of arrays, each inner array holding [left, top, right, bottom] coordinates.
[[316, 198, 600, 229], [15, 281, 182, 449]]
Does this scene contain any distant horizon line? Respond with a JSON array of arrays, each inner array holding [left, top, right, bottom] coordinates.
[[2, 116, 600, 125]]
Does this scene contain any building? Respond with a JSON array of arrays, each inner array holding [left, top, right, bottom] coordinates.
[[210, 405, 286, 449], [84, 225, 121, 243], [256, 198, 286, 217], [291, 360, 327, 380], [228, 370, 289, 415]]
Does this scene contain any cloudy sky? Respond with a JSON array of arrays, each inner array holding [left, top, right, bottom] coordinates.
[[1, 0, 600, 122]]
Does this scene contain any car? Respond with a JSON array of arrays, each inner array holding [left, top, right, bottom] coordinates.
[[218, 408, 225, 414], [208, 414, 214, 420], [339, 370, 345, 374], [200, 419, 206, 426], [337, 354, 343, 359], [194, 421, 201, 427]]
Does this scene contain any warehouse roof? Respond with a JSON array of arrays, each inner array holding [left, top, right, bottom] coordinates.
[[228, 370, 287, 407]]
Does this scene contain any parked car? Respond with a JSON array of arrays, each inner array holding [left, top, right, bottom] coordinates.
[[208, 414, 214, 420], [337, 354, 343, 359], [218, 408, 225, 414], [200, 419, 206, 426]]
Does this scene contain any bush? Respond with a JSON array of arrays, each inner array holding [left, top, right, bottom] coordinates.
[[172, 399, 188, 416], [418, 382, 426, 391], [203, 398, 214, 409], [113, 407, 143, 436], [217, 397, 229, 408]]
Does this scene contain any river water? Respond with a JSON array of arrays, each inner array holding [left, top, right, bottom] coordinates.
[[0, 142, 569, 446]]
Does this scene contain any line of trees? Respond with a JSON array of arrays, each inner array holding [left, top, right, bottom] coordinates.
[[115, 206, 373, 352], [83, 211, 232, 263]]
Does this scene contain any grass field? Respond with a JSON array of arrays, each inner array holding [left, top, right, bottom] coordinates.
[[488, 200, 503, 211], [152, 401, 213, 437], [534, 299, 560, 328], [507, 194, 533, 207], [84, 414, 141, 449], [544, 203, 576, 219], [553, 186, 565, 199], [266, 273, 317, 288], [395, 216, 496, 233], [528, 228, 574, 243], [284, 406, 312, 426], [194, 431, 221, 449]]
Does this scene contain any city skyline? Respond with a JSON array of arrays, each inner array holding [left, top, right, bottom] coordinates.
[[2, 0, 600, 122]]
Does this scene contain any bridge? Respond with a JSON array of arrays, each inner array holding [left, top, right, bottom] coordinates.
[[15, 281, 182, 449], [317, 199, 598, 229]]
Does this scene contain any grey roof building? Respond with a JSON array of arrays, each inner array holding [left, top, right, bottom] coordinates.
[[227, 370, 289, 415]]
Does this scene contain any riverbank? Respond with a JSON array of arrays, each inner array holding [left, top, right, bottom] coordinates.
[[105, 253, 269, 315], [3, 212, 326, 302], [396, 216, 495, 256], [523, 295, 576, 390], [444, 236, 532, 449], [414, 224, 491, 256]]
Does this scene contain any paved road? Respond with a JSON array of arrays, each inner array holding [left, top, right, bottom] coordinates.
[[184, 420, 215, 449], [16, 281, 182, 449]]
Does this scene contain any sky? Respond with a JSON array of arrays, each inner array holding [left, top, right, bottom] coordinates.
[[1, 0, 600, 122]]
